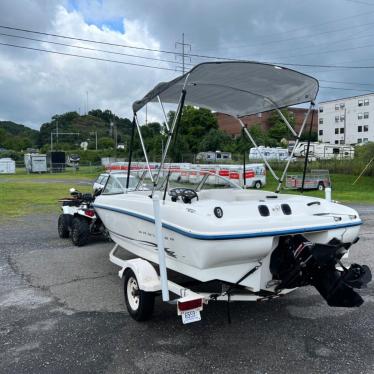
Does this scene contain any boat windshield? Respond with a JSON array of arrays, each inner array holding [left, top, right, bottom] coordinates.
[[101, 173, 139, 195], [133, 167, 242, 193]]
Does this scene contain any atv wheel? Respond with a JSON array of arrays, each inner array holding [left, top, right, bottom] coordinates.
[[58, 214, 70, 238], [71, 217, 90, 246]]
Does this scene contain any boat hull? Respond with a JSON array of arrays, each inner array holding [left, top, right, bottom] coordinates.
[[94, 193, 361, 291]]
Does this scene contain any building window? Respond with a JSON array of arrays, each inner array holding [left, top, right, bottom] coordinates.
[[358, 125, 363, 132], [340, 103, 345, 109], [358, 100, 363, 107], [319, 129, 323, 135], [340, 115, 345, 121], [319, 107, 323, 113], [358, 138, 362, 143], [319, 118, 323, 124], [335, 104, 339, 111], [363, 138, 368, 143], [364, 112, 369, 119], [335, 140, 339, 144], [340, 128, 345, 134], [335, 116, 339, 123], [364, 125, 368, 132], [257, 112, 262, 118], [335, 128, 339, 134], [340, 140, 344, 144], [358, 113, 363, 120], [364, 99, 369, 106]]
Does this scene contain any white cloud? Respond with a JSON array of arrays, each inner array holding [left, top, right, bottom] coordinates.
[[1, 0, 374, 129], [0, 2, 175, 128]]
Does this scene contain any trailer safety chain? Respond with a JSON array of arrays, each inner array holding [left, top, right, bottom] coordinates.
[[224, 262, 262, 324]]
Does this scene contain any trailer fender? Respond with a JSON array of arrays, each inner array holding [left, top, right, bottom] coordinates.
[[118, 258, 161, 292]]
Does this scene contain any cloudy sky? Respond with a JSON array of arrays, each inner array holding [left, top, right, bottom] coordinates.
[[1, 0, 374, 129]]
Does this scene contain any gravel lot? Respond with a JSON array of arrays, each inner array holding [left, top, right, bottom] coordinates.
[[0, 205, 373, 374]]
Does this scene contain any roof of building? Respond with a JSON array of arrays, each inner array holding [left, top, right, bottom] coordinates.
[[319, 92, 374, 105]]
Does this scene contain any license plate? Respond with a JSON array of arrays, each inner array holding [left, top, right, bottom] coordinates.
[[181, 309, 201, 324]]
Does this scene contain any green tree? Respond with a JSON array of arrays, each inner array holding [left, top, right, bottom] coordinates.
[[268, 109, 295, 143], [98, 137, 115, 149], [199, 128, 232, 152]]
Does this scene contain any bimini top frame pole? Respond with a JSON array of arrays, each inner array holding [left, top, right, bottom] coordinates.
[[237, 101, 314, 192], [237, 117, 279, 182], [151, 74, 190, 195], [134, 114, 154, 183], [276, 102, 314, 192]]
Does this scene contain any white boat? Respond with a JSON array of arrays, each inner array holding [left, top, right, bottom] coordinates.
[[94, 62, 371, 321]]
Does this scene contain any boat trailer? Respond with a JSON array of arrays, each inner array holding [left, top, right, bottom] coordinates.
[[109, 195, 293, 324]]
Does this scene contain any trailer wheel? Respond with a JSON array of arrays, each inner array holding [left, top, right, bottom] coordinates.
[[318, 182, 325, 191], [58, 214, 70, 238], [124, 269, 155, 321], [71, 217, 90, 246], [254, 180, 262, 189]]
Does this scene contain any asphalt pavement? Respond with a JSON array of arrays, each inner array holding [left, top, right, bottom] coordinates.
[[0, 205, 373, 374]]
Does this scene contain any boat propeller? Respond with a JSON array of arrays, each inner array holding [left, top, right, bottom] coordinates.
[[270, 235, 372, 307]]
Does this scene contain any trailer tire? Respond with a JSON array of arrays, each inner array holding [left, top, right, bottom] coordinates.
[[124, 269, 155, 321], [254, 180, 262, 189], [71, 217, 90, 246], [318, 182, 325, 191], [58, 214, 70, 238]]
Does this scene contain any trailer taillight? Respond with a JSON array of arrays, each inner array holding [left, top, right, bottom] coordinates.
[[177, 298, 203, 312], [85, 210, 95, 217]]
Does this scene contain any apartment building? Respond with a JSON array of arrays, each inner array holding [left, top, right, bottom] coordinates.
[[318, 93, 374, 145]]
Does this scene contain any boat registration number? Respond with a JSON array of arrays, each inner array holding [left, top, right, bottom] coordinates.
[[181, 309, 201, 324]]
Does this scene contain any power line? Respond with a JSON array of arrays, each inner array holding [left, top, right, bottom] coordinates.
[[194, 9, 374, 53], [0, 41, 181, 71], [320, 85, 374, 92], [343, 0, 374, 6], [0, 31, 193, 67], [228, 20, 374, 59], [320, 79, 374, 87], [4, 26, 374, 72], [261, 25, 374, 59], [0, 24, 182, 57], [4, 23, 374, 70], [276, 40, 374, 60]]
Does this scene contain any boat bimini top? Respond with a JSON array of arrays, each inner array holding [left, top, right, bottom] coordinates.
[[133, 61, 318, 117], [127, 61, 319, 193]]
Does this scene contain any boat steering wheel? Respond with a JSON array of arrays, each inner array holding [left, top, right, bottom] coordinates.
[[169, 188, 199, 204]]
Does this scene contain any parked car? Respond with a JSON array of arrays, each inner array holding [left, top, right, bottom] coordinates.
[[93, 172, 139, 192]]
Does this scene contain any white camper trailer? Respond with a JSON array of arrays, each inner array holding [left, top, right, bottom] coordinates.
[[0, 158, 16, 174], [290, 142, 354, 160], [24, 153, 47, 173], [249, 146, 289, 161], [196, 151, 232, 162]]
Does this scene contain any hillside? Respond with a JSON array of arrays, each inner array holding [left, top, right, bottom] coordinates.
[[38, 110, 133, 150], [0, 121, 39, 151]]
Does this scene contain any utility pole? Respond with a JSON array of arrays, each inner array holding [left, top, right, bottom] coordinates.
[[56, 120, 59, 144], [175, 33, 191, 74], [86, 91, 89, 115], [90, 131, 98, 150]]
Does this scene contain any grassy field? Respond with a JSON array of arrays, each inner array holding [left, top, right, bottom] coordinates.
[[266, 173, 374, 203], [0, 167, 373, 219], [0, 167, 98, 219]]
